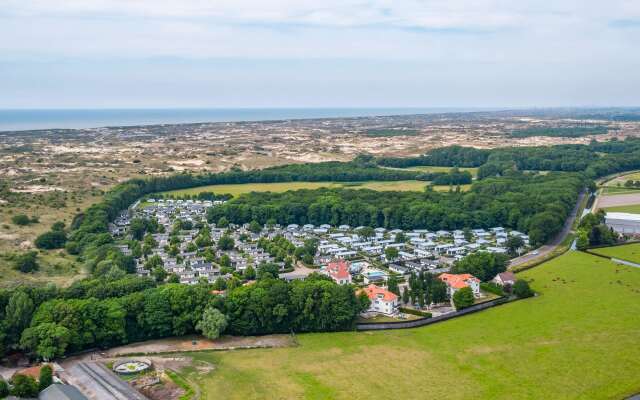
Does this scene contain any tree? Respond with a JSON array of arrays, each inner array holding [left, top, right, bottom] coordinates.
[[248, 220, 262, 234], [10, 374, 39, 398], [576, 230, 589, 250], [387, 275, 400, 296], [217, 216, 230, 228], [39, 364, 53, 391], [452, 287, 474, 310], [20, 322, 71, 361], [217, 234, 235, 251], [384, 246, 399, 261], [257, 263, 280, 280], [506, 236, 525, 256], [402, 287, 409, 304], [244, 265, 256, 280], [394, 231, 407, 243], [196, 307, 228, 339], [35, 230, 68, 249], [513, 280, 534, 298], [129, 218, 148, 240], [358, 226, 375, 239], [0, 377, 8, 398], [51, 221, 66, 231], [5, 291, 34, 343], [13, 251, 39, 273], [152, 267, 167, 283], [452, 252, 508, 282]]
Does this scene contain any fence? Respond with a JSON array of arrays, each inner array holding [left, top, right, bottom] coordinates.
[[356, 296, 510, 331]]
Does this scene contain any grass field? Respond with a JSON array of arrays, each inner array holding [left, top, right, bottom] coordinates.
[[600, 186, 640, 196], [391, 166, 479, 178], [157, 181, 472, 198], [589, 243, 640, 264], [603, 204, 640, 213], [182, 251, 640, 399]]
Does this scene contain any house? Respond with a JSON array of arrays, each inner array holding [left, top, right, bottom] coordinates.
[[492, 271, 516, 287], [325, 260, 352, 284], [363, 269, 387, 284], [438, 273, 481, 297], [359, 284, 399, 315]]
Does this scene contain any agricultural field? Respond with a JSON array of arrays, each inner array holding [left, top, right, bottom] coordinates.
[[180, 250, 640, 400], [157, 180, 471, 198], [589, 243, 640, 264]]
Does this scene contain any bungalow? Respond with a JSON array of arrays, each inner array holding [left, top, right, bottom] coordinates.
[[438, 273, 481, 297], [359, 284, 399, 315], [363, 269, 387, 284], [493, 271, 516, 287], [325, 260, 352, 285]]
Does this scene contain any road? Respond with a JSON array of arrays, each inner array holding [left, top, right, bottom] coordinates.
[[509, 191, 587, 269], [61, 361, 149, 400]]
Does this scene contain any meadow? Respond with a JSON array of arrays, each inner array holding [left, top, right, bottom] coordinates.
[[157, 180, 471, 198], [182, 250, 640, 400], [387, 165, 479, 178], [602, 204, 640, 213], [589, 242, 640, 264]]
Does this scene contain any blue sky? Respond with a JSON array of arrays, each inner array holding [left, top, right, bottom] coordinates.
[[1, 0, 639, 108]]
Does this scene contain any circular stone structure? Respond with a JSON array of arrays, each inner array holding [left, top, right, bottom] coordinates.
[[112, 358, 152, 375]]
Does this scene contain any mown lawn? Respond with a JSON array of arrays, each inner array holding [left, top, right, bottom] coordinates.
[[387, 165, 479, 178], [184, 251, 640, 399], [589, 243, 640, 264], [156, 180, 471, 198]]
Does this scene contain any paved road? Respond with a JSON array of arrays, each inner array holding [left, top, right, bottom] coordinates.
[[63, 362, 148, 400], [509, 191, 587, 268]]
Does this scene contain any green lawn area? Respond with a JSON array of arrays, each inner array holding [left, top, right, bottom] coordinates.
[[182, 251, 640, 399], [603, 204, 640, 213], [589, 243, 640, 264], [388, 165, 479, 178], [600, 186, 640, 196], [155, 181, 471, 198]]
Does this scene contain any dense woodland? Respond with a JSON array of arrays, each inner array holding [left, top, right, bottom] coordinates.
[[7, 137, 640, 360]]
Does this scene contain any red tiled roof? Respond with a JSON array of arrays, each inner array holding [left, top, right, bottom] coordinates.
[[438, 273, 480, 289], [327, 260, 351, 280], [358, 284, 398, 302]]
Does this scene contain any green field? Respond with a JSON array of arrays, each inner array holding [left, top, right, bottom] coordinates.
[[156, 180, 471, 198], [600, 186, 640, 196], [589, 243, 640, 264], [182, 251, 640, 399], [389, 165, 479, 178], [603, 204, 640, 213]]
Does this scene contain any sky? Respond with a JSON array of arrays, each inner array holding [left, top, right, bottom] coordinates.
[[1, 0, 640, 109]]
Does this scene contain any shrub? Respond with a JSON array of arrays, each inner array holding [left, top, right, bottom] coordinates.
[[35, 230, 67, 249], [13, 251, 39, 273], [398, 307, 432, 318], [480, 282, 506, 297], [11, 214, 31, 226], [513, 280, 534, 299], [0, 377, 8, 398]]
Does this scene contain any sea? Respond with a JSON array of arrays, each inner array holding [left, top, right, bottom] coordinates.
[[0, 108, 485, 132]]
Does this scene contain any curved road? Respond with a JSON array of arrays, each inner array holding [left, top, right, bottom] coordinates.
[[509, 191, 587, 269]]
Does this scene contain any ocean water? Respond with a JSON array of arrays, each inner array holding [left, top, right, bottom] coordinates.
[[0, 108, 480, 132]]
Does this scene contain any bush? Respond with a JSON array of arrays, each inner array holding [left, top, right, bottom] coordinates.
[[398, 307, 432, 318], [13, 251, 39, 273], [35, 230, 67, 249], [11, 214, 31, 226], [513, 280, 534, 299], [480, 282, 506, 297]]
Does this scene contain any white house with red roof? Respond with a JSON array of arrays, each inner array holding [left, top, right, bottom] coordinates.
[[438, 273, 481, 297], [359, 284, 399, 315], [324, 259, 352, 285]]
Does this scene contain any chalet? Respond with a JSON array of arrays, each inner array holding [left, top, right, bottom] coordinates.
[[438, 273, 481, 297], [359, 284, 399, 315]]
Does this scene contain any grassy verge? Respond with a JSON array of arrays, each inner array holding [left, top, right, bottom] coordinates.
[[166, 369, 196, 400]]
